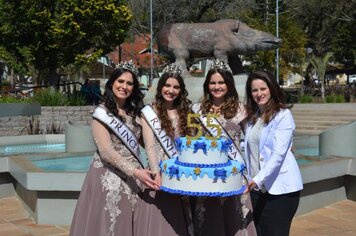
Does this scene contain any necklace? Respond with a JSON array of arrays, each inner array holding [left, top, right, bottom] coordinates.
[[210, 104, 222, 114]]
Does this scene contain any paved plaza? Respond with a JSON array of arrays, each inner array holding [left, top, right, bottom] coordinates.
[[0, 196, 356, 236]]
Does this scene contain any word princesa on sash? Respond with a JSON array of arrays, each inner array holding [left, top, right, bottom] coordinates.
[[92, 106, 143, 167]]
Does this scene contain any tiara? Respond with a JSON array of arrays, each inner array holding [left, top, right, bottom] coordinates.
[[116, 60, 138, 75], [209, 59, 232, 74], [162, 63, 182, 77]]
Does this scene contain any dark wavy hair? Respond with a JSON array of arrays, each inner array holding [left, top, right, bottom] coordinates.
[[103, 68, 144, 125], [154, 72, 192, 138], [245, 70, 291, 124], [200, 69, 241, 119]]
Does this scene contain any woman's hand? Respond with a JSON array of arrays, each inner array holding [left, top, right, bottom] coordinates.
[[243, 180, 257, 194], [133, 169, 160, 190], [153, 173, 162, 188]]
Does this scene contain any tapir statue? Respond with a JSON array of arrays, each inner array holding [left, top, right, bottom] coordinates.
[[157, 19, 281, 75]]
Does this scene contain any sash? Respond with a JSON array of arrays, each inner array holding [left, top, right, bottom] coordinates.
[[191, 103, 245, 165], [141, 105, 178, 158], [92, 106, 144, 168]]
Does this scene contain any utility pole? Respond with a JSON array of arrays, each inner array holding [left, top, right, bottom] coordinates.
[[276, 0, 279, 84], [149, 0, 153, 87]]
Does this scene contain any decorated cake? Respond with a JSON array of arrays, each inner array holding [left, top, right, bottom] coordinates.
[[159, 136, 246, 197]]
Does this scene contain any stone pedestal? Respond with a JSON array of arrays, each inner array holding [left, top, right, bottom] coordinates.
[[65, 121, 96, 152]]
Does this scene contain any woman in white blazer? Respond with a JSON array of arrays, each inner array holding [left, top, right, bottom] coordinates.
[[243, 71, 303, 236]]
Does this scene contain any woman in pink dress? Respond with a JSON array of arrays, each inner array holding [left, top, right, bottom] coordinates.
[[192, 59, 257, 236], [137, 63, 194, 236], [70, 61, 156, 236]]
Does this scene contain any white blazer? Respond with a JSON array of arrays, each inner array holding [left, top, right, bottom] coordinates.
[[244, 109, 303, 195]]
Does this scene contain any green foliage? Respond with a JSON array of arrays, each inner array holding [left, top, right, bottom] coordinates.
[[287, 0, 355, 62], [331, 23, 355, 66], [278, 15, 307, 75], [310, 53, 333, 102], [299, 95, 313, 103], [325, 95, 334, 103], [32, 88, 69, 106], [0, 0, 133, 84], [0, 89, 88, 106], [325, 95, 345, 103], [0, 96, 33, 103], [31, 88, 88, 106], [240, 7, 307, 74], [67, 92, 87, 106], [335, 95, 345, 103]]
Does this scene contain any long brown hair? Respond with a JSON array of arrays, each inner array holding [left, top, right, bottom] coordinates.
[[245, 70, 291, 124], [200, 69, 241, 119], [154, 72, 191, 138], [104, 68, 144, 125]]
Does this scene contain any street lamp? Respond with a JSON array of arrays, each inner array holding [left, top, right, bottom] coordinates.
[[149, 0, 153, 87], [276, 0, 279, 84]]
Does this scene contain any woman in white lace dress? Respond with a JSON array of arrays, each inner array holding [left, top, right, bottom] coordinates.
[[70, 61, 157, 236], [136, 63, 194, 236], [192, 59, 257, 236]]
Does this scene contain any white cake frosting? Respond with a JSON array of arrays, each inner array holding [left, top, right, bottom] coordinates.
[[177, 137, 229, 165], [160, 136, 246, 197]]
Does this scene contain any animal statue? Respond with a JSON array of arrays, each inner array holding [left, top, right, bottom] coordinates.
[[157, 19, 281, 75]]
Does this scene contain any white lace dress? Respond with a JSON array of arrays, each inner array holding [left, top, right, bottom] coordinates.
[[70, 114, 143, 236]]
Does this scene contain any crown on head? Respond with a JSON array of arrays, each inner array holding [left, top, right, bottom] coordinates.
[[209, 59, 232, 74], [162, 63, 182, 77], [116, 60, 138, 75]]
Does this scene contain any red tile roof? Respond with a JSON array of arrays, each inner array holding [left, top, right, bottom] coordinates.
[[108, 34, 165, 69]]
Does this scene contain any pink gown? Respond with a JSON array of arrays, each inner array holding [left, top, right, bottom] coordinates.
[[135, 115, 194, 236], [70, 114, 144, 236], [193, 103, 257, 236]]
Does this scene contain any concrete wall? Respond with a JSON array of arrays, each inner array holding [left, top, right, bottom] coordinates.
[[320, 121, 356, 158], [0, 106, 93, 136]]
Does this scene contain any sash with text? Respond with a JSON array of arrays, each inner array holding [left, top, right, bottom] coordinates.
[[141, 105, 178, 159], [92, 106, 144, 168], [191, 103, 245, 165]]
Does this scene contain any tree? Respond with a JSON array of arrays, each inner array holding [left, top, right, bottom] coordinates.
[[129, 0, 307, 75], [239, 1, 307, 76], [287, 0, 355, 64], [0, 0, 132, 85], [127, 0, 260, 73], [310, 53, 333, 102]]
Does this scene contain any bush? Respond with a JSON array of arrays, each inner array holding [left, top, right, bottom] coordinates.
[[1, 88, 90, 106], [33, 88, 69, 106], [299, 95, 313, 103], [0, 96, 32, 103], [325, 95, 334, 103], [325, 95, 345, 103], [67, 92, 87, 106], [335, 95, 345, 103]]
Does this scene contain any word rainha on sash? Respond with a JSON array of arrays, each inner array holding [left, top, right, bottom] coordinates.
[[141, 105, 178, 158]]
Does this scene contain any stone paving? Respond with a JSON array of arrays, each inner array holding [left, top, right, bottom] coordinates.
[[291, 200, 356, 236], [0, 196, 69, 236], [1, 196, 356, 236]]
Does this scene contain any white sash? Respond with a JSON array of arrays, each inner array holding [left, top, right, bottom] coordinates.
[[191, 103, 245, 165], [92, 106, 144, 168], [141, 105, 178, 158]]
